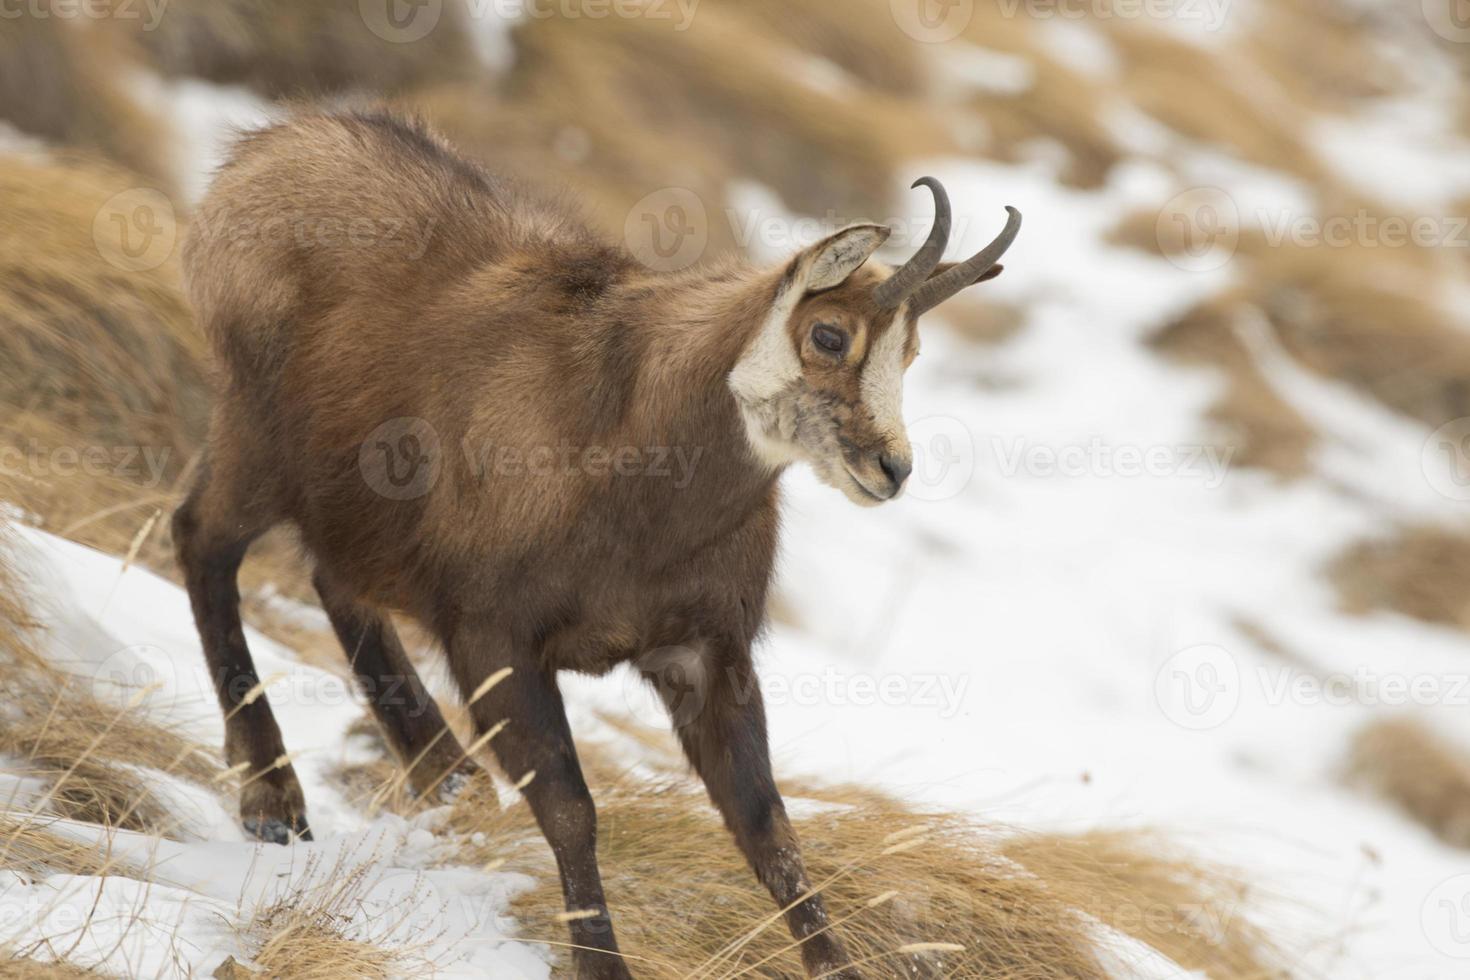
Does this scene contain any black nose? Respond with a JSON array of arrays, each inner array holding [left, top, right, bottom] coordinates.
[[879, 453, 913, 491]]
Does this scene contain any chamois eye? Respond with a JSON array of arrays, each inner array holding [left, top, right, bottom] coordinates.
[[811, 323, 848, 355]]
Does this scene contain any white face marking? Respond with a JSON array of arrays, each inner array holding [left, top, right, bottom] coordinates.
[[729, 279, 803, 468], [860, 307, 910, 446]]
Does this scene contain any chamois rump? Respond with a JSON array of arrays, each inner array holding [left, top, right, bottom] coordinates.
[[173, 110, 1020, 979]]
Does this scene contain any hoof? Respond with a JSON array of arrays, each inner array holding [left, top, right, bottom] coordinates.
[[243, 814, 313, 844], [410, 762, 493, 806]]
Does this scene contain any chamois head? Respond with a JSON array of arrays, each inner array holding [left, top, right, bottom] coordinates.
[[730, 178, 1022, 506]]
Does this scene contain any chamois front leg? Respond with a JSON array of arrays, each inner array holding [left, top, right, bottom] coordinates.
[[446, 623, 632, 980], [651, 642, 861, 979]]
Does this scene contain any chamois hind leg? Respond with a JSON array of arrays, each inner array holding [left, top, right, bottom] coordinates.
[[312, 567, 484, 802], [173, 452, 310, 844]]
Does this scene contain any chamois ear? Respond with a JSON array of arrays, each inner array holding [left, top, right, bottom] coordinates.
[[794, 224, 891, 292]]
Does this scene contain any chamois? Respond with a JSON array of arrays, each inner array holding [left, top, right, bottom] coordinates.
[[173, 110, 1020, 979]]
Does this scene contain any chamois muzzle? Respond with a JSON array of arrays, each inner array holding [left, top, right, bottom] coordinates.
[[874, 177, 1023, 315]]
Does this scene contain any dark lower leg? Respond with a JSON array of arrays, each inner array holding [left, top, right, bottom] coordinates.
[[174, 479, 308, 843], [667, 651, 856, 978], [313, 569, 477, 799], [448, 628, 631, 980]]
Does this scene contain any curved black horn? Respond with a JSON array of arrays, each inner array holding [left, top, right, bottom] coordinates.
[[872, 177, 952, 309], [907, 206, 1022, 316]]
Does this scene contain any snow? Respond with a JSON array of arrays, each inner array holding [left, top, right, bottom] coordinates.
[[2, 527, 551, 979]]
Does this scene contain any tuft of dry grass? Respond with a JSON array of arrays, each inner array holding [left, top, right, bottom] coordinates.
[[1346, 717, 1470, 849], [1150, 296, 1316, 478], [129, 0, 477, 100], [0, 12, 174, 189], [0, 153, 204, 454], [1002, 830, 1293, 978], [242, 857, 438, 980], [0, 672, 221, 836], [423, 738, 1293, 979], [1330, 525, 1470, 631], [250, 908, 400, 980]]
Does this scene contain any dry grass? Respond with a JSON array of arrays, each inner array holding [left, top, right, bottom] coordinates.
[[1245, 0, 1402, 110], [966, 54, 1122, 190], [249, 898, 401, 980], [0, 152, 205, 576], [1331, 525, 1470, 631], [0, 13, 174, 189], [1002, 830, 1292, 978], [1133, 200, 1470, 478], [1347, 717, 1470, 849], [403, 736, 1292, 978], [414, 0, 948, 259], [0, 956, 103, 978], [1150, 297, 1317, 478], [129, 0, 477, 99], [1108, 26, 1325, 187], [0, 153, 203, 453]]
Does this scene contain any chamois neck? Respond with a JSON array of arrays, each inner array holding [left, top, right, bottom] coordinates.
[[619, 261, 790, 498]]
